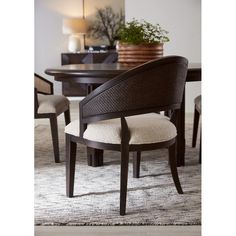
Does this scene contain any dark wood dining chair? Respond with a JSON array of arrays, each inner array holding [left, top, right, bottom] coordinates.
[[64, 56, 188, 215], [192, 95, 201, 163], [34, 73, 71, 163]]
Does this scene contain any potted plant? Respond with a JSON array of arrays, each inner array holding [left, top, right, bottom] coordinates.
[[117, 19, 169, 66]]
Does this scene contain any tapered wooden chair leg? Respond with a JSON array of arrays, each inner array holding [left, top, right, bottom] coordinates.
[[49, 115, 60, 163], [120, 145, 129, 216], [168, 142, 183, 194], [66, 134, 77, 197], [64, 108, 71, 125], [133, 151, 141, 178], [192, 106, 200, 148]]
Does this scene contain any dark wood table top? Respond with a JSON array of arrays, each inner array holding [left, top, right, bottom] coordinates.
[[45, 62, 201, 83]]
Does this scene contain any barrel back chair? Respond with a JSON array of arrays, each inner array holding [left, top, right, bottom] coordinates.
[[65, 56, 188, 215], [34, 73, 71, 163]]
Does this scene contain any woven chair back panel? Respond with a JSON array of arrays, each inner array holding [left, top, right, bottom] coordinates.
[[35, 76, 52, 94], [82, 57, 188, 120]]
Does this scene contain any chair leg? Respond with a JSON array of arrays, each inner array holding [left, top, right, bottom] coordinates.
[[192, 105, 200, 147], [168, 142, 183, 194], [66, 134, 77, 197], [120, 145, 129, 216], [199, 131, 201, 164], [49, 115, 60, 163], [133, 151, 141, 178], [64, 108, 71, 125]]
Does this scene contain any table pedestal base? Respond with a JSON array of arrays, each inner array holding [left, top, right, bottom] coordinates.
[[87, 147, 103, 167]]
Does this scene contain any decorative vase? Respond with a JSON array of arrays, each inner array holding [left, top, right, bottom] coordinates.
[[117, 42, 164, 67]]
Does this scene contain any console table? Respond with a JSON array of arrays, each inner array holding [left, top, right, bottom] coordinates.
[[61, 52, 118, 96]]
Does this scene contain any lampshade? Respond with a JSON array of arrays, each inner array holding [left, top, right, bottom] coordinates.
[[62, 18, 88, 35]]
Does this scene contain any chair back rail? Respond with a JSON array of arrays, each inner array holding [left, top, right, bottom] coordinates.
[[79, 56, 188, 136]]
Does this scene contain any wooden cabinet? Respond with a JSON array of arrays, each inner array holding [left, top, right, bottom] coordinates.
[[61, 52, 118, 96]]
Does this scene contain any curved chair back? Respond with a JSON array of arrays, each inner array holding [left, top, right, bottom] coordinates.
[[79, 56, 188, 135]]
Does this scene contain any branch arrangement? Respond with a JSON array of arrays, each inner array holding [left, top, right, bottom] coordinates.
[[88, 6, 124, 47]]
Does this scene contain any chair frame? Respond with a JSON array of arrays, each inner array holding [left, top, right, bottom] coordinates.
[[35, 73, 71, 163], [65, 56, 188, 215], [192, 96, 201, 163]]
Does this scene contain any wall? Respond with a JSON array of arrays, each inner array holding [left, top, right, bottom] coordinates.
[[35, 0, 83, 94], [125, 0, 201, 112], [35, 0, 201, 112]]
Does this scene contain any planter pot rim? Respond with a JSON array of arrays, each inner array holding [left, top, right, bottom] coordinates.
[[118, 42, 164, 46]]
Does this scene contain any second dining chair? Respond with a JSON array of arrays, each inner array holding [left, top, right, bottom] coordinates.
[[35, 73, 71, 163], [64, 56, 188, 215]]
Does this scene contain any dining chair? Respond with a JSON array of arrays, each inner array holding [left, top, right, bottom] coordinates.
[[192, 95, 201, 163], [35, 73, 71, 163], [64, 56, 188, 215]]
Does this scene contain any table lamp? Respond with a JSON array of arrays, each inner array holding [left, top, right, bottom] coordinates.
[[63, 18, 88, 53]]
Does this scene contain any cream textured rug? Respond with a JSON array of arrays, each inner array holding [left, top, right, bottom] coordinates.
[[35, 123, 201, 226]]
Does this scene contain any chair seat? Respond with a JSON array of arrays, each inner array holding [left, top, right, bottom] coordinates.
[[65, 113, 177, 145], [194, 95, 201, 113], [37, 94, 70, 115]]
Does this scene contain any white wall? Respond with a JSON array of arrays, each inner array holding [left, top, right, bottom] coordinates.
[[35, 0, 83, 94], [125, 0, 201, 113], [35, 0, 201, 112]]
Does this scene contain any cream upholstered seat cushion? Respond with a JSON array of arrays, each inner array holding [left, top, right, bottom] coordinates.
[[65, 113, 177, 145], [37, 94, 70, 115]]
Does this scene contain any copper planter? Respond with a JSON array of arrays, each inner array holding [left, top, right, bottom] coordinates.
[[118, 42, 164, 67]]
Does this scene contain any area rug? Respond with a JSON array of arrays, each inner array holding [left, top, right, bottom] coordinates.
[[35, 123, 201, 226]]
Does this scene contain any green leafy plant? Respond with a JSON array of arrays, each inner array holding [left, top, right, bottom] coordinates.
[[118, 19, 169, 44]]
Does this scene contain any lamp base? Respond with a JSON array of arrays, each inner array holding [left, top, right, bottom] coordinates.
[[79, 35, 86, 52], [68, 35, 81, 53]]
